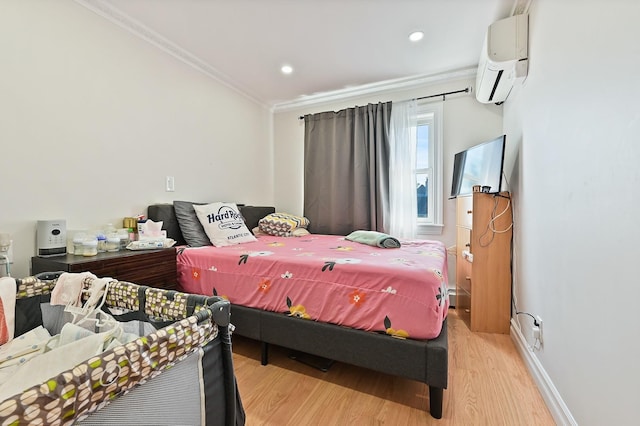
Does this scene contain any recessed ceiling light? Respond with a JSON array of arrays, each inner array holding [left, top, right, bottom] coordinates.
[[281, 64, 293, 74], [409, 31, 424, 42]]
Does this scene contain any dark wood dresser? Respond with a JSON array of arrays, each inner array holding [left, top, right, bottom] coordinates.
[[31, 248, 177, 290]]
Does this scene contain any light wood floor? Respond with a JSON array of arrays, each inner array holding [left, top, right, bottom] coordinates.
[[231, 308, 554, 425]]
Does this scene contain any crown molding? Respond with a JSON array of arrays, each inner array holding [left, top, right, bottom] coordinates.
[[271, 67, 477, 113], [74, 0, 268, 109], [74, 0, 477, 113]]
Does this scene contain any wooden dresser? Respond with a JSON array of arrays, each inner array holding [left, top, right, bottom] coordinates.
[[456, 191, 513, 333], [31, 248, 177, 290]]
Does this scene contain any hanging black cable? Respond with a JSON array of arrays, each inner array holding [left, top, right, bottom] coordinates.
[[298, 86, 471, 120]]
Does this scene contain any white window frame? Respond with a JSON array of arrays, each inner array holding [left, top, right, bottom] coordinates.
[[415, 102, 443, 235]]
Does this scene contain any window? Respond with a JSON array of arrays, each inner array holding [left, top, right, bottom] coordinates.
[[415, 102, 443, 235], [388, 100, 443, 238]]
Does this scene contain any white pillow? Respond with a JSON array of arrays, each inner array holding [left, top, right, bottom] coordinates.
[[193, 202, 257, 247]]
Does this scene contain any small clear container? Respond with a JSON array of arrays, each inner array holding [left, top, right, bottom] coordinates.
[[106, 236, 120, 252], [96, 234, 107, 253], [82, 239, 98, 256], [73, 235, 86, 256], [117, 229, 130, 250]]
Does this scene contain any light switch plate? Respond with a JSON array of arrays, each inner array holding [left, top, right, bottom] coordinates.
[[166, 176, 175, 192]]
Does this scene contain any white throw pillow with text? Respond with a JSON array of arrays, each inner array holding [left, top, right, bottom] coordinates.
[[193, 202, 257, 247]]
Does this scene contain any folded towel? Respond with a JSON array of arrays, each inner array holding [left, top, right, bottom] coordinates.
[[345, 230, 401, 249], [50, 272, 97, 306]]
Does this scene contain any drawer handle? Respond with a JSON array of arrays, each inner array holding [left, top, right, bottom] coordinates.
[[465, 243, 470, 247], [467, 210, 472, 214], [465, 276, 471, 281]]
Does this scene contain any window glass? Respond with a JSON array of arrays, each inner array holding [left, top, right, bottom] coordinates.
[[416, 172, 429, 218], [416, 125, 429, 169], [415, 103, 443, 235]]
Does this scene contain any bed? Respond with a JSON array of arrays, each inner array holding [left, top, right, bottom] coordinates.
[[148, 203, 450, 419]]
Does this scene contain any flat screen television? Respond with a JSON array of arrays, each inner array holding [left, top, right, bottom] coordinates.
[[450, 135, 506, 198]]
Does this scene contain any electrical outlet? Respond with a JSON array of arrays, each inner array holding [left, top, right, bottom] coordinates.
[[532, 325, 540, 340], [534, 315, 543, 348]]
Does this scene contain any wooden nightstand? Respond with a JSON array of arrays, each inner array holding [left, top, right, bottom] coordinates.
[[31, 248, 177, 290]]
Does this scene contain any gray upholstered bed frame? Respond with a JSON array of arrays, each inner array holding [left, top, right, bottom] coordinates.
[[148, 204, 448, 419]]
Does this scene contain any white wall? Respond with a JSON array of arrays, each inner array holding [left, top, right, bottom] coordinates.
[[273, 78, 503, 287], [0, 1, 274, 278], [10, 1, 637, 422], [504, 1, 640, 424]]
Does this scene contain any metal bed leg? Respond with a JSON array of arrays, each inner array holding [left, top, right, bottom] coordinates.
[[261, 341, 269, 365]]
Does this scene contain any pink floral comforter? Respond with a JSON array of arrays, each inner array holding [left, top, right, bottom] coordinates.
[[177, 234, 449, 340]]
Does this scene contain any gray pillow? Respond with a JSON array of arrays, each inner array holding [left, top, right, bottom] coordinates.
[[239, 206, 276, 231], [173, 201, 211, 247]]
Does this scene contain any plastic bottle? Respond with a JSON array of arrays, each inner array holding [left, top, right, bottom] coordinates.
[[128, 228, 136, 242], [82, 239, 98, 256], [117, 228, 130, 250], [96, 233, 107, 253], [73, 234, 86, 256], [106, 236, 120, 252]]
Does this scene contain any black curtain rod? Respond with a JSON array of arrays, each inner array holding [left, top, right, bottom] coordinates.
[[298, 86, 471, 120], [415, 87, 470, 101]]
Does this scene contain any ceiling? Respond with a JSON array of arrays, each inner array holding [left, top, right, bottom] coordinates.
[[78, 0, 517, 108]]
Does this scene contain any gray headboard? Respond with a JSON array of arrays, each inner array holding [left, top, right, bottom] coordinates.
[[147, 203, 275, 246]]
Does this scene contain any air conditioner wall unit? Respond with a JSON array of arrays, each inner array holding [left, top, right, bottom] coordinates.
[[475, 14, 528, 104]]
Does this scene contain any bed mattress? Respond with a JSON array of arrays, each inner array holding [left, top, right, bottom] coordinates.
[[177, 234, 449, 340]]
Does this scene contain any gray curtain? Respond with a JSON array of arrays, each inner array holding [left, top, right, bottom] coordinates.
[[303, 102, 391, 235]]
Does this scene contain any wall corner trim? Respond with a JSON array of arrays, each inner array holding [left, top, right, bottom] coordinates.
[[510, 319, 578, 426]]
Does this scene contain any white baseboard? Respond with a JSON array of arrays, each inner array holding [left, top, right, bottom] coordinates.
[[448, 288, 456, 308], [510, 319, 578, 426]]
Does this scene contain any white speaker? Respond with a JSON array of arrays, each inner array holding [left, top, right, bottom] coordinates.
[[37, 220, 67, 257]]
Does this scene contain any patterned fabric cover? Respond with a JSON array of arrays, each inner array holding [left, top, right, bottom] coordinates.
[[16, 277, 208, 320], [1, 276, 219, 425], [178, 234, 449, 340], [102, 280, 207, 318], [16, 276, 57, 299], [258, 213, 310, 237]]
